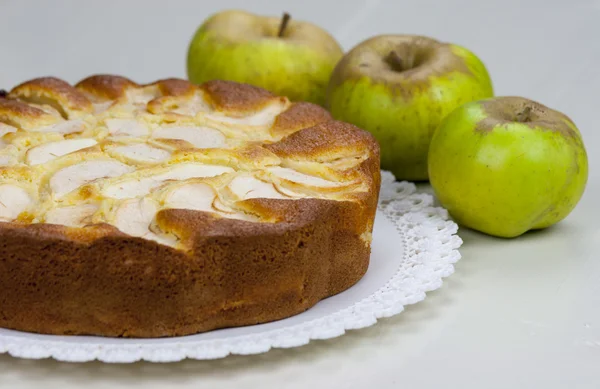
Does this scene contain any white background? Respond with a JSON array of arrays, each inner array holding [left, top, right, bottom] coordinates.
[[0, 0, 598, 387]]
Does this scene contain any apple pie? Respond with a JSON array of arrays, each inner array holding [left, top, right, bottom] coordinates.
[[0, 75, 380, 337]]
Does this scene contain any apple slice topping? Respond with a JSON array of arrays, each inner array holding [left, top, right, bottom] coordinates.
[[0, 123, 17, 138], [266, 167, 344, 188], [34, 119, 86, 134], [113, 197, 177, 247], [226, 173, 288, 201], [50, 160, 134, 199], [102, 163, 234, 199], [0, 123, 17, 151], [126, 86, 161, 108], [28, 103, 63, 119], [206, 100, 287, 127], [264, 166, 359, 196], [110, 143, 171, 164], [212, 196, 234, 213], [0, 184, 33, 221], [140, 163, 233, 183], [152, 126, 226, 149], [0, 155, 16, 166], [163, 182, 216, 212], [44, 203, 98, 227], [270, 183, 307, 198], [148, 94, 211, 116], [169, 95, 211, 116], [92, 101, 114, 114], [105, 118, 149, 137], [26, 138, 98, 166]]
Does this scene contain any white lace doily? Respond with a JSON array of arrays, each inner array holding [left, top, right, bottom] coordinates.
[[0, 170, 462, 363]]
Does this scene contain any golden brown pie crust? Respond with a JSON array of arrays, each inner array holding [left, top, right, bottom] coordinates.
[[0, 75, 380, 338]]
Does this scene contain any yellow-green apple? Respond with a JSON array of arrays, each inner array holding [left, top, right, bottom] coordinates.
[[326, 35, 494, 181], [187, 10, 343, 106], [428, 96, 588, 238]]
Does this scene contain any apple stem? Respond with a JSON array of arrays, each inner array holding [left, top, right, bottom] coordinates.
[[516, 106, 532, 122], [278, 12, 291, 38], [386, 51, 404, 71], [0, 89, 7, 98]]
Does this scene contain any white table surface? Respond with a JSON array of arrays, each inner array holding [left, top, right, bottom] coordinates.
[[0, 0, 598, 387]]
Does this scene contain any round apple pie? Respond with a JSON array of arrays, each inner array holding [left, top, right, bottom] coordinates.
[[0, 75, 380, 337]]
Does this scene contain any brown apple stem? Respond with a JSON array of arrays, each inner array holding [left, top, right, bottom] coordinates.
[[0, 89, 7, 98], [386, 50, 404, 71], [516, 106, 532, 122], [278, 12, 291, 37]]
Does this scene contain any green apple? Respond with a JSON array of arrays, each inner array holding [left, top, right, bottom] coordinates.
[[428, 96, 588, 238], [326, 34, 494, 181], [186, 10, 344, 106]]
